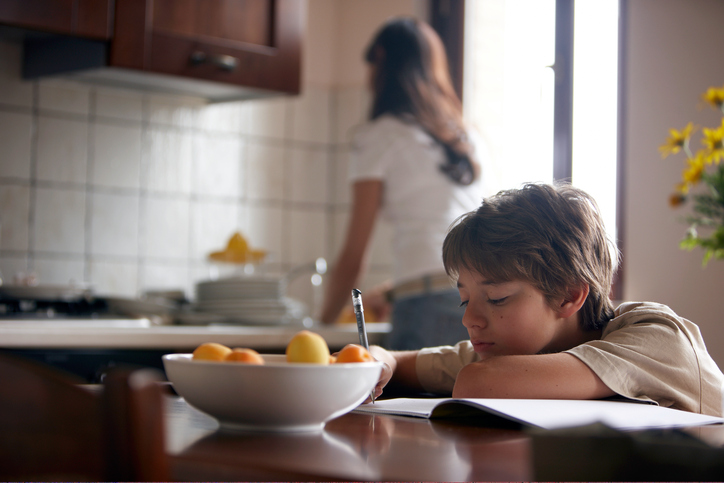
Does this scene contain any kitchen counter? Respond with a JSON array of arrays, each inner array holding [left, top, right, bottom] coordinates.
[[0, 320, 391, 351]]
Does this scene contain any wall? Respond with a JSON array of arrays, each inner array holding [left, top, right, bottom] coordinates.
[[0, 0, 425, 318], [622, 0, 724, 366]]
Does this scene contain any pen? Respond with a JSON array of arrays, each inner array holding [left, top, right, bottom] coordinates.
[[351, 288, 375, 403]]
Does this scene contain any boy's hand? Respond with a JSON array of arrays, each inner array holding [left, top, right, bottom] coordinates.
[[365, 345, 396, 401]]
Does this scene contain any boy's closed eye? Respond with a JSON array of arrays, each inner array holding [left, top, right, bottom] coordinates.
[[459, 296, 508, 308], [487, 297, 508, 306]]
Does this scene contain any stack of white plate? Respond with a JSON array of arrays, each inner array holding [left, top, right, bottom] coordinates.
[[192, 277, 305, 325]]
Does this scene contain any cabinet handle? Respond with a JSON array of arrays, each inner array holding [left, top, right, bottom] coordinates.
[[189, 51, 238, 72]]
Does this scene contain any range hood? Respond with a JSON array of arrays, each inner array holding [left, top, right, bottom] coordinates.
[[22, 35, 281, 103]]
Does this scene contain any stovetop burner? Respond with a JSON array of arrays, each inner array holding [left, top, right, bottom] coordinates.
[[0, 297, 110, 319]]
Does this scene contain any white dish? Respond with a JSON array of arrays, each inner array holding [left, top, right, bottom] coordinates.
[[162, 353, 382, 432]]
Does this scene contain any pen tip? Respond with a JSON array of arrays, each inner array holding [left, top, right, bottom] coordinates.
[[352, 288, 361, 296]]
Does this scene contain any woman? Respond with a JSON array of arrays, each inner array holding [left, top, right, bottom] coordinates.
[[319, 17, 487, 350]]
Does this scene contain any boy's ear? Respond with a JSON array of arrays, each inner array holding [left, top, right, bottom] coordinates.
[[558, 284, 589, 318]]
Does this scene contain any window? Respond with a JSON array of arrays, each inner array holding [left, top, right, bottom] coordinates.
[[460, 0, 619, 243]]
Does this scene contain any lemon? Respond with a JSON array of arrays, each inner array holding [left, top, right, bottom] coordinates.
[[286, 330, 330, 364]]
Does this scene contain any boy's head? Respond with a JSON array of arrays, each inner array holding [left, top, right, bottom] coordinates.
[[443, 183, 620, 330]]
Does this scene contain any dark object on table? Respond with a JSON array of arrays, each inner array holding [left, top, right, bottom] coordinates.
[[532, 422, 724, 481]]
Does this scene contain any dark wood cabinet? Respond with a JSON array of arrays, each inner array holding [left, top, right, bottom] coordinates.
[[2, 0, 303, 101], [112, 0, 302, 96], [0, 0, 113, 40]]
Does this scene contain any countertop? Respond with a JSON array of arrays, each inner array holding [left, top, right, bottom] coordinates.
[[0, 319, 391, 350]]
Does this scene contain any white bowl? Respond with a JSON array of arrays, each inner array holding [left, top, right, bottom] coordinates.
[[162, 353, 383, 432]]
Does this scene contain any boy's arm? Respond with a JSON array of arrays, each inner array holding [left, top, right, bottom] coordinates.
[[452, 352, 615, 399], [369, 346, 424, 398]]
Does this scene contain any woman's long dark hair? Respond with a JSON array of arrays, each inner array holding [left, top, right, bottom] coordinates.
[[365, 17, 479, 185]]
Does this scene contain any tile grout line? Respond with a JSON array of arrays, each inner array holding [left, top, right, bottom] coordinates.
[[26, 81, 39, 277], [136, 94, 149, 296], [83, 88, 96, 284]]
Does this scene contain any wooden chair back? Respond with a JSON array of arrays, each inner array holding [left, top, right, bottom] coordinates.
[[0, 353, 169, 481]]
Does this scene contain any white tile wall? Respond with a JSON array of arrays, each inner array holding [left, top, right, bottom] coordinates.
[[33, 187, 86, 254], [244, 97, 290, 139], [245, 203, 285, 266], [148, 94, 202, 128], [291, 86, 332, 144], [143, 127, 193, 195], [0, 111, 33, 179], [0, 184, 30, 251], [32, 257, 85, 286], [190, 199, 241, 261], [89, 191, 139, 258], [0, 39, 392, 310], [246, 140, 286, 202], [140, 261, 191, 295], [95, 87, 144, 122], [193, 133, 244, 198], [141, 196, 191, 260], [89, 259, 139, 297], [290, 147, 329, 204], [38, 80, 90, 115], [289, 208, 327, 265], [36, 116, 88, 184], [92, 122, 143, 190]]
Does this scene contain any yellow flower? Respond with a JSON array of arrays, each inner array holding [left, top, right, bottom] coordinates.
[[681, 153, 705, 187], [702, 85, 724, 110], [701, 120, 724, 164], [659, 122, 694, 158]]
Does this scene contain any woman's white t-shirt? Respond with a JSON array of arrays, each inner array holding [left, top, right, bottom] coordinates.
[[348, 115, 487, 285]]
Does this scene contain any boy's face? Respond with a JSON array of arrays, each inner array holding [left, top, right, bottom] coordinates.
[[456, 267, 568, 357]]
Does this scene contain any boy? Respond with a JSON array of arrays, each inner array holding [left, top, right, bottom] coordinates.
[[369, 183, 724, 416]]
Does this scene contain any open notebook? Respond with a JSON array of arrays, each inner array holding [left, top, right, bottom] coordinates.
[[353, 398, 724, 431]]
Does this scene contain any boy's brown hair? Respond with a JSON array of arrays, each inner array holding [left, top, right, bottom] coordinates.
[[442, 183, 620, 330]]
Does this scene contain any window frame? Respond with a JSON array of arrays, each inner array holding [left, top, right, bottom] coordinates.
[[431, 0, 624, 299]]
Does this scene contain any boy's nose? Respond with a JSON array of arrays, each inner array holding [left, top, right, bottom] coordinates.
[[461, 306, 487, 329]]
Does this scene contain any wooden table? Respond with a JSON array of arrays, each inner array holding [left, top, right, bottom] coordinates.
[[164, 395, 533, 481]]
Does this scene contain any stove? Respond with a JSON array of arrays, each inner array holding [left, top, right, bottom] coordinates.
[[0, 284, 162, 381], [0, 284, 155, 326]]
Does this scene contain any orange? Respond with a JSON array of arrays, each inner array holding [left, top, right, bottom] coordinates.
[[335, 343, 374, 363], [225, 348, 265, 365], [192, 342, 232, 361]]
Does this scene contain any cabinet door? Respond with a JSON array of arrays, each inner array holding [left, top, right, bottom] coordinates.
[[111, 0, 302, 95], [0, 0, 113, 39]]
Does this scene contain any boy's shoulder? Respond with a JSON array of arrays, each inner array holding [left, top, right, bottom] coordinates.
[[614, 301, 677, 317], [606, 301, 685, 334]]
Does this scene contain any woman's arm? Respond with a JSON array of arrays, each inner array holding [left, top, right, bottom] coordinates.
[[452, 352, 615, 400], [319, 180, 383, 325]]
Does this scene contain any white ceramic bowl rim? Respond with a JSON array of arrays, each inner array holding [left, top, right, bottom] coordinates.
[[164, 353, 381, 368]]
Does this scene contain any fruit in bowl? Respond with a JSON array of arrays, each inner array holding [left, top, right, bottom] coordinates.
[[163, 333, 383, 432], [286, 330, 331, 364]]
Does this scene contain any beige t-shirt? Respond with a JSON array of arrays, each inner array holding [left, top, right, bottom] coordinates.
[[415, 302, 724, 416]]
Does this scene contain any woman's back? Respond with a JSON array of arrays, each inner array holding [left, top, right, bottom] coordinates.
[[350, 114, 485, 285]]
